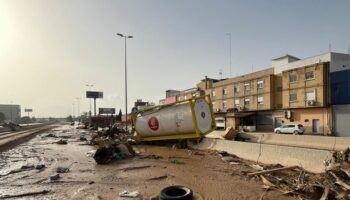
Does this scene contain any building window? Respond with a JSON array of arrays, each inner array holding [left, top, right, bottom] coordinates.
[[306, 88, 316, 101], [244, 98, 250, 108], [289, 71, 298, 83], [234, 99, 240, 107], [305, 71, 315, 81], [184, 95, 187, 100], [289, 92, 297, 102], [257, 80, 264, 89], [212, 90, 216, 97], [244, 82, 250, 91], [223, 88, 227, 95], [234, 84, 240, 93], [223, 100, 227, 110], [257, 96, 264, 105]]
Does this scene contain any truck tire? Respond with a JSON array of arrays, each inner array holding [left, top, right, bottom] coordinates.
[[276, 130, 281, 134], [293, 131, 299, 135], [159, 186, 193, 200]]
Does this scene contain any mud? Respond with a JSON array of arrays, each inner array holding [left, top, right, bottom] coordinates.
[[0, 125, 294, 199]]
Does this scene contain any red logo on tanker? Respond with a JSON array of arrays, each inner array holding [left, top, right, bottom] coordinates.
[[201, 112, 206, 119], [148, 117, 159, 131]]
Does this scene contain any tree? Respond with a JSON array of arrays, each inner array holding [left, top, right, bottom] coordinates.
[[117, 109, 122, 122], [0, 112, 5, 123]]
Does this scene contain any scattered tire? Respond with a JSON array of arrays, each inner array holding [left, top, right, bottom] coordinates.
[[159, 186, 193, 200]]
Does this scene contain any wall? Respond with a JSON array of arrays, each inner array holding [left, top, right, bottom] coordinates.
[[190, 138, 333, 173], [272, 107, 331, 135], [282, 63, 328, 108], [332, 105, 350, 137]]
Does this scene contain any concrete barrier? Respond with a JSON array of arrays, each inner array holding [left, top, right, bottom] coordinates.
[[206, 131, 350, 151], [190, 138, 333, 173]]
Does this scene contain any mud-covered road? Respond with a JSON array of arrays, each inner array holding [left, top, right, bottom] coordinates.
[[0, 125, 294, 200]]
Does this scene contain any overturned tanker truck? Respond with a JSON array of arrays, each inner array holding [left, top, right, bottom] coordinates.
[[133, 95, 216, 141]]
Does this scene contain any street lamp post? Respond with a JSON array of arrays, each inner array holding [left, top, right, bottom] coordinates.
[[226, 33, 232, 77], [117, 33, 133, 132]]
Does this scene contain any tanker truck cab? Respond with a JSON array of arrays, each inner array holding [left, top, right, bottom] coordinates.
[[133, 95, 216, 141]]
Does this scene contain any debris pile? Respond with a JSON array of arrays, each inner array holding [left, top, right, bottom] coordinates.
[[88, 124, 136, 164], [233, 148, 350, 200]]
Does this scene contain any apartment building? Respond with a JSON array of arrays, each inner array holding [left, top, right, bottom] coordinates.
[[163, 52, 350, 136]]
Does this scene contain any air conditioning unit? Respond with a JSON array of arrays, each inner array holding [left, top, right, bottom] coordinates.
[[215, 108, 221, 112], [238, 107, 243, 111], [307, 100, 316, 106]]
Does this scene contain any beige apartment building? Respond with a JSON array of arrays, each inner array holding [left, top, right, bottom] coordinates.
[[168, 52, 350, 135]]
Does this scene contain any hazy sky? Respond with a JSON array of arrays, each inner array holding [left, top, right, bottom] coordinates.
[[1, 0, 349, 117]]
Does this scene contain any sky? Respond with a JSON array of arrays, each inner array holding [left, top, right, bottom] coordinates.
[[0, 0, 350, 118]]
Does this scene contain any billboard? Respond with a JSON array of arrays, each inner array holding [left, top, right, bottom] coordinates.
[[24, 109, 33, 112], [86, 91, 103, 99], [99, 108, 115, 114]]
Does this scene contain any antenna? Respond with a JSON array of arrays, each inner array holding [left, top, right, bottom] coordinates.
[[329, 44, 332, 52], [226, 33, 232, 77]]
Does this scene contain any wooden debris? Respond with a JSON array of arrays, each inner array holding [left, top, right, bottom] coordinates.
[[147, 175, 168, 181], [250, 164, 264, 171], [248, 165, 299, 177], [260, 175, 275, 189], [121, 165, 151, 171], [0, 190, 50, 199], [319, 185, 330, 200], [329, 171, 350, 190]]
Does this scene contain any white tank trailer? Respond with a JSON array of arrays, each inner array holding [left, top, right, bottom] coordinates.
[[134, 95, 216, 141]]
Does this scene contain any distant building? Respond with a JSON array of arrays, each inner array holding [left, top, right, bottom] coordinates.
[[165, 90, 180, 98], [0, 104, 21, 123]]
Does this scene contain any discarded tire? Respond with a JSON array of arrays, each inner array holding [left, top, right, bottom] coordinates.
[[159, 186, 193, 200]]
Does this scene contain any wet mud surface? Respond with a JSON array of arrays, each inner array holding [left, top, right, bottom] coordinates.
[[0, 125, 295, 199]]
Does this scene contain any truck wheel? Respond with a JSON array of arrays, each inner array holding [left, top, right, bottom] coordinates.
[[276, 130, 281, 134], [293, 131, 299, 135], [159, 186, 193, 200]]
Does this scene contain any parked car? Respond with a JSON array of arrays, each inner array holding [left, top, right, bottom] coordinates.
[[274, 124, 304, 135], [215, 117, 225, 130]]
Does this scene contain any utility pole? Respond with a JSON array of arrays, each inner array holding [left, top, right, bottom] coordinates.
[[226, 33, 232, 77], [117, 33, 133, 132]]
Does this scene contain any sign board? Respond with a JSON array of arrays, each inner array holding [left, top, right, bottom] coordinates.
[[24, 109, 33, 112], [86, 91, 103, 99], [99, 108, 115, 114]]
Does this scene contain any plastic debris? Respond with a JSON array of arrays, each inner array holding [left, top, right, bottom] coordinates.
[[119, 190, 140, 198]]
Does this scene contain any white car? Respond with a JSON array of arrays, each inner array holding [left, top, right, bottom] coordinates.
[[274, 124, 304, 135]]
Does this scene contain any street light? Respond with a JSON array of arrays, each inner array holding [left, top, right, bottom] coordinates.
[[226, 33, 232, 77], [117, 33, 133, 132]]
